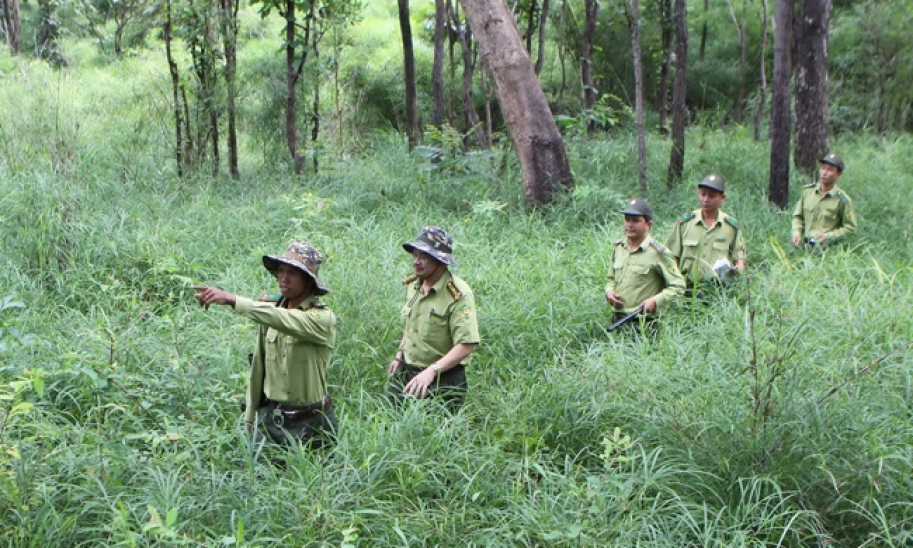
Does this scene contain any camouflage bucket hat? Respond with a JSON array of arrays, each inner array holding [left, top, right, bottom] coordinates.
[[262, 241, 329, 295], [620, 198, 653, 221], [698, 173, 726, 193], [402, 226, 459, 267], [820, 152, 845, 172]]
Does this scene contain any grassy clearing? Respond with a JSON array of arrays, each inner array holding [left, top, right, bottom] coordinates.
[[2, 56, 912, 548]]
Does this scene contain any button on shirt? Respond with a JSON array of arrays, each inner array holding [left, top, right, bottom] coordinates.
[[791, 184, 858, 243], [665, 210, 747, 284], [234, 295, 336, 424], [401, 271, 480, 367], [606, 235, 685, 314]]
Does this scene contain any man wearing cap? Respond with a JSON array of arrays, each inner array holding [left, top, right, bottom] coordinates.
[[665, 173, 747, 288], [388, 226, 479, 410], [605, 199, 685, 324], [791, 153, 858, 248], [192, 241, 337, 447]]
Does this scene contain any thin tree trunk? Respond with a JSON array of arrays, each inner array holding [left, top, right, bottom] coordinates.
[[667, 0, 688, 187], [312, 33, 320, 173], [630, 0, 647, 193], [1, 0, 21, 55], [524, 0, 536, 53], [534, 0, 549, 75], [447, 0, 457, 127], [452, 5, 486, 147], [794, 0, 830, 176], [699, 0, 708, 61], [481, 56, 493, 148], [656, 0, 673, 133], [581, 0, 599, 132], [459, 0, 573, 204], [398, 0, 420, 148], [724, 0, 748, 124], [556, 0, 567, 104], [163, 0, 184, 178], [432, 0, 446, 127], [769, 0, 793, 208], [754, 0, 769, 141], [219, 0, 239, 179]]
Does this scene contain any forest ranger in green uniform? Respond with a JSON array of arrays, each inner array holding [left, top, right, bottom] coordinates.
[[791, 153, 858, 248], [665, 173, 747, 289], [387, 227, 480, 410], [192, 241, 337, 447], [605, 199, 685, 324]]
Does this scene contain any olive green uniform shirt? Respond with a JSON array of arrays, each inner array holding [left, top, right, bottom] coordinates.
[[665, 209, 747, 284], [235, 295, 336, 424], [791, 183, 858, 244], [606, 235, 685, 314], [401, 270, 480, 368]]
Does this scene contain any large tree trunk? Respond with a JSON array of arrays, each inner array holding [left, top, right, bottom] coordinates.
[[398, 0, 420, 148], [630, 0, 647, 193], [667, 0, 687, 187], [459, 0, 573, 204], [656, 0, 673, 133], [1, 0, 21, 55], [794, 0, 830, 176], [769, 0, 793, 209], [581, 0, 598, 113], [754, 0, 769, 141], [432, 0, 447, 127]]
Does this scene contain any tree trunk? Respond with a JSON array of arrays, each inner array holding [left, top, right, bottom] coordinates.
[[459, 0, 573, 204], [451, 5, 486, 147], [581, 0, 598, 113], [794, 0, 830, 176], [769, 0, 793, 209], [754, 0, 769, 141], [398, 0, 420, 148], [36, 0, 61, 64], [219, 0, 240, 179], [163, 0, 184, 178], [656, 0, 673, 133], [667, 0, 687, 187], [699, 0, 708, 61], [311, 32, 320, 173], [284, 0, 306, 174], [432, 0, 446, 127], [534, 0, 549, 75], [630, 0, 647, 193], [1, 0, 21, 55], [724, 0, 748, 124]]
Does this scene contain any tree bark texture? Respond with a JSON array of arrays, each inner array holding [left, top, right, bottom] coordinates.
[[284, 0, 307, 174], [754, 0, 769, 141], [398, 0, 420, 148], [667, 0, 687, 187], [219, 0, 240, 179], [581, 0, 598, 112], [629, 0, 647, 193], [769, 0, 793, 209], [1, 0, 20, 55], [794, 0, 830, 176], [459, 0, 573, 204], [432, 0, 446, 127]]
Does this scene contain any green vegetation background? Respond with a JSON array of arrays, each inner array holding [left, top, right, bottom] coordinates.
[[1, 4, 913, 547]]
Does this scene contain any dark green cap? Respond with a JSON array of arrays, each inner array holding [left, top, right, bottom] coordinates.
[[698, 173, 726, 193], [620, 198, 653, 221], [820, 152, 845, 172]]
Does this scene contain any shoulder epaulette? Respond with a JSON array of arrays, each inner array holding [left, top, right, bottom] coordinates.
[[837, 191, 850, 204], [402, 272, 418, 285], [725, 216, 740, 229], [804, 182, 817, 188], [446, 280, 462, 301], [650, 240, 672, 255], [614, 239, 624, 246], [310, 301, 327, 309], [680, 212, 696, 223]]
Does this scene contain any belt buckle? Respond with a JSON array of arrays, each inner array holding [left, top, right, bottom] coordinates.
[[271, 407, 285, 427]]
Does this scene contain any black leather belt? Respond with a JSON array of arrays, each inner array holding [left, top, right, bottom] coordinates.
[[273, 395, 332, 416]]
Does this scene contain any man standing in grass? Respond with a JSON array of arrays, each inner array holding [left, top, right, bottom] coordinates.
[[192, 241, 337, 447], [791, 153, 858, 248], [665, 173, 747, 290], [605, 199, 685, 327], [388, 227, 479, 411]]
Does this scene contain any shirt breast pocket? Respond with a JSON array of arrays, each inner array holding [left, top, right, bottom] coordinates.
[[424, 309, 450, 340], [628, 264, 651, 278], [712, 242, 729, 252], [823, 207, 839, 222]]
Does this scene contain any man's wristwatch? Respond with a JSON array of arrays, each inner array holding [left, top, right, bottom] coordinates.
[[430, 362, 441, 374]]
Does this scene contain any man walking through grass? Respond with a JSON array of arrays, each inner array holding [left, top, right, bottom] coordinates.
[[791, 153, 858, 248], [192, 241, 337, 447], [605, 199, 685, 328], [387, 226, 479, 411], [665, 173, 747, 290]]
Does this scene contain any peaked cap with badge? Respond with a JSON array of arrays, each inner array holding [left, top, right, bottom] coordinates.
[[620, 198, 653, 221], [403, 226, 459, 267], [820, 152, 845, 172], [698, 173, 726, 193], [262, 240, 329, 295]]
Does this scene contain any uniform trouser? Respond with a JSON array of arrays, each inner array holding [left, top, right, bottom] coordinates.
[[254, 399, 337, 448], [387, 363, 467, 412]]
